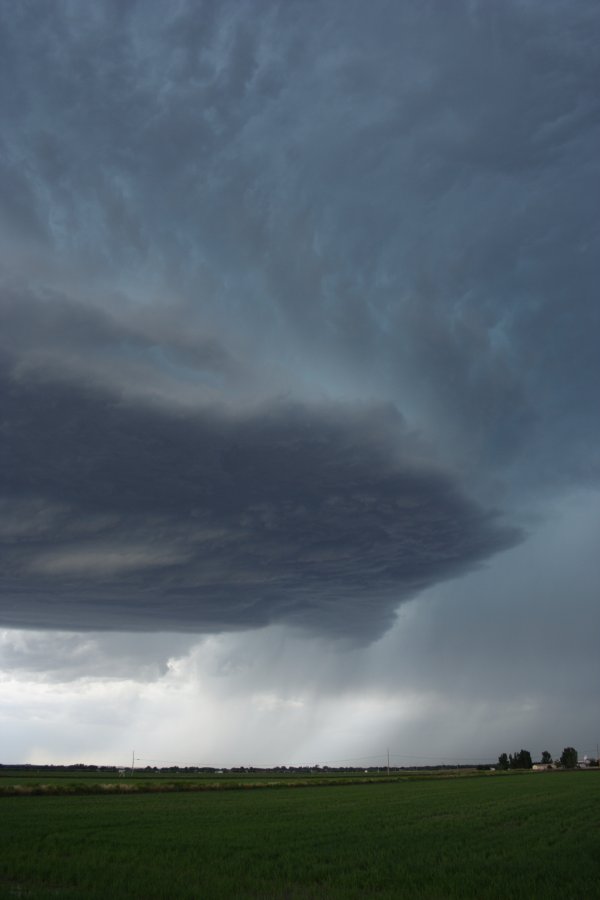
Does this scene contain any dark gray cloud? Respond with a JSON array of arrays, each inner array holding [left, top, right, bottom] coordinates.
[[1, 358, 517, 637], [0, 0, 598, 699]]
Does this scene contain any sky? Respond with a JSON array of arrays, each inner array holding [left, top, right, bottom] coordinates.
[[1, 0, 599, 768]]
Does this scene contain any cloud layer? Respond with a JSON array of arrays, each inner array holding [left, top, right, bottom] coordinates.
[[1, 354, 516, 637], [0, 0, 599, 763], [3, 488, 599, 767]]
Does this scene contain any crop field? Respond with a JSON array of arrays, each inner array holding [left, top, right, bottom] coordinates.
[[0, 771, 598, 899]]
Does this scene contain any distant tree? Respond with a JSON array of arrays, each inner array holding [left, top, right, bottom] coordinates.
[[541, 750, 552, 765], [497, 753, 509, 770], [521, 749, 533, 769], [560, 747, 578, 768], [509, 749, 533, 770]]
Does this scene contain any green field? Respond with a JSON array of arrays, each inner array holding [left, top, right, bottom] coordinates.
[[0, 771, 598, 899]]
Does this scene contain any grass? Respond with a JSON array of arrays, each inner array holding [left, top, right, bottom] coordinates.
[[0, 767, 489, 796], [0, 771, 598, 898]]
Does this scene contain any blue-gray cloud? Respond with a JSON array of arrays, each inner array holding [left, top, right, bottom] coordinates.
[[1, 0, 597, 497], [0, 0, 598, 646]]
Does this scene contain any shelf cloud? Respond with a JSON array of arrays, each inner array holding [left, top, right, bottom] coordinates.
[[1, 359, 517, 638]]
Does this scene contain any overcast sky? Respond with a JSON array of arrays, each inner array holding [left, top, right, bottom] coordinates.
[[1, 0, 599, 768]]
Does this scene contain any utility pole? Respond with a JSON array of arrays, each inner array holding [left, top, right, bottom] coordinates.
[[387, 748, 390, 776], [131, 750, 135, 777]]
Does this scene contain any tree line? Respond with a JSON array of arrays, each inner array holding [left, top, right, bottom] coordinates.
[[496, 747, 591, 770]]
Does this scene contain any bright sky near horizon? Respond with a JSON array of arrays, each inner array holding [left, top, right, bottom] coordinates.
[[1, 0, 599, 768]]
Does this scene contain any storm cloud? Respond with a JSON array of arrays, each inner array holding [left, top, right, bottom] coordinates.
[[0, 0, 599, 764]]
